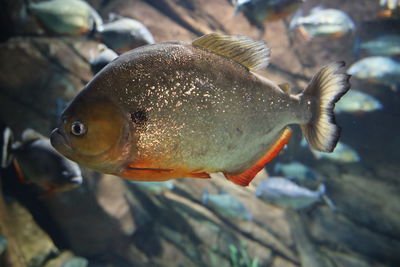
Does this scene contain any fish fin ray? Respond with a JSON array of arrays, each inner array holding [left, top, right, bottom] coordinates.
[[224, 127, 292, 186], [192, 33, 270, 70], [301, 61, 351, 152]]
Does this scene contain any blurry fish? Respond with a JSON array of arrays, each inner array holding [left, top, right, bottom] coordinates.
[[347, 56, 400, 90], [0, 236, 7, 255], [380, 0, 400, 9], [256, 177, 335, 210], [290, 7, 355, 40], [311, 141, 360, 163], [50, 33, 350, 187], [128, 181, 174, 193], [355, 35, 400, 57], [232, 0, 304, 32], [96, 16, 155, 54], [2, 128, 83, 195], [274, 161, 317, 181], [90, 47, 118, 75], [202, 189, 252, 220], [62, 257, 88, 267], [335, 90, 382, 114], [28, 0, 102, 35]]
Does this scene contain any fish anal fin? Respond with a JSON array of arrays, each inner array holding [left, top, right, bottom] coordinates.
[[192, 33, 270, 70], [224, 127, 292, 187]]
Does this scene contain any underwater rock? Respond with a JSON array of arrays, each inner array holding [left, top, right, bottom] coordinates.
[[43, 251, 88, 267], [6, 200, 58, 267], [0, 37, 98, 136]]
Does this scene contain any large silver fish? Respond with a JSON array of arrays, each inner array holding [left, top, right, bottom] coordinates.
[[50, 33, 350, 187]]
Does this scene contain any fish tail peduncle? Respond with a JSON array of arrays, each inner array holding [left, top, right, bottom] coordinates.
[[299, 62, 351, 152]]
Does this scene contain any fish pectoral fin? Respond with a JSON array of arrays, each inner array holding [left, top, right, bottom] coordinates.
[[224, 127, 292, 187]]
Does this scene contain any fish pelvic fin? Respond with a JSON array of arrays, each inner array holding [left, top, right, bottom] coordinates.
[[224, 127, 292, 186], [192, 33, 270, 70], [300, 62, 351, 152]]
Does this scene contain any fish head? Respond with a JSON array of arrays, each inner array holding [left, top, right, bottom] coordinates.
[[50, 92, 132, 173]]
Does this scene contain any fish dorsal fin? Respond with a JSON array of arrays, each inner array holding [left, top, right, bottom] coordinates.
[[278, 83, 291, 94], [21, 129, 44, 142], [192, 33, 270, 70]]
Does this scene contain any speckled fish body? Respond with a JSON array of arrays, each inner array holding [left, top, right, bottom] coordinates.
[[54, 42, 306, 177], [51, 34, 350, 186]]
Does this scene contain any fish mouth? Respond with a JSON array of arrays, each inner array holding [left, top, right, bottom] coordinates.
[[50, 128, 72, 155], [69, 176, 83, 184]]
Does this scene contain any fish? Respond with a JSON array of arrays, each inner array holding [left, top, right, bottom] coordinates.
[[274, 161, 317, 181], [62, 256, 88, 267], [2, 128, 83, 195], [50, 33, 350, 187], [356, 34, 400, 57], [335, 90, 382, 114], [380, 0, 400, 9], [96, 16, 155, 54], [90, 47, 119, 75], [0, 236, 7, 255], [128, 180, 174, 193], [232, 0, 304, 32], [290, 7, 355, 40], [202, 189, 252, 221], [311, 141, 360, 163], [28, 0, 102, 35], [256, 177, 335, 210], [347, 56, 400, 90]]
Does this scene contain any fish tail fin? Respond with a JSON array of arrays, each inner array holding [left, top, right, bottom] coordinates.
[[1, 127, 14, 168], [300, 62, 351, 152]]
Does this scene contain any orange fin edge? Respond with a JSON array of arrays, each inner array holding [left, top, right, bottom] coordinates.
[[13, 159, 30, 184], [224, 127, 292, 187]]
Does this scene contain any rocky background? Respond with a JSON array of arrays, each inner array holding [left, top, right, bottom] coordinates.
[[0, 0, 399, 266]]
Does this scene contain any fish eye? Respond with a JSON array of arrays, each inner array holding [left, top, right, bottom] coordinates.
[[71, 121, 86, 136]]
